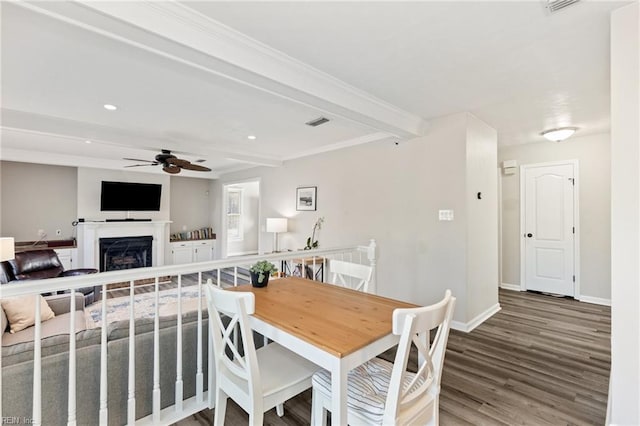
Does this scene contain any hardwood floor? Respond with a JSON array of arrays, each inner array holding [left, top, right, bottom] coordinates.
[[174, 289, 611, 425]]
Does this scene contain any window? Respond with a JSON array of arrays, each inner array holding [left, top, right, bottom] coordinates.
[[227, 188, 243, 241]]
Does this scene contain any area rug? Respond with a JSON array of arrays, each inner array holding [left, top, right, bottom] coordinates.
[[86, 286, 206, 327]]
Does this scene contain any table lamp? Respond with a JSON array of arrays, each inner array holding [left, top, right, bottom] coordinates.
[[266, 218, 288, 252], [0, 237, 15, 262]]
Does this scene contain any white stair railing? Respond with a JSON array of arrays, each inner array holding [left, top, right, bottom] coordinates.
[[0, 241, 376, 425]]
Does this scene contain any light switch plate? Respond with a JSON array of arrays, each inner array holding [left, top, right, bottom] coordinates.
[[439, 210, 454, 221]]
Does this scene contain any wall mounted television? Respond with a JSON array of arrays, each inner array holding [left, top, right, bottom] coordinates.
[[100, 181, 162, 211]]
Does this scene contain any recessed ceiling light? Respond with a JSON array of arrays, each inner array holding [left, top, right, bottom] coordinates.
[[247, 135, 257, 140], [541, 127, 578, 142], [103, 104, 118, 111], [85, 140, 92, 144]]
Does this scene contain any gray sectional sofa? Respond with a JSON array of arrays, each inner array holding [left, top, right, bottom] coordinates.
[[1, 295, 212, 426]]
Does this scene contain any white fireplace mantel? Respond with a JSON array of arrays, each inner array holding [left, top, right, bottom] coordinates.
[[77, 221, 170, 269]]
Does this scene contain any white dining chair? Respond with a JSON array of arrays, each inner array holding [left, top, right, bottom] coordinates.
[[329, 259, 374, 293], [204, 281, 319, 425], [311, 290, 456, 426]]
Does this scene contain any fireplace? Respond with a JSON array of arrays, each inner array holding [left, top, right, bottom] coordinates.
[[99, 236, 153, 272]]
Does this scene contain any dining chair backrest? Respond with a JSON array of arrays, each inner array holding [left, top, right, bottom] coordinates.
[[383, 290, 456, 425], [204, 282, 261, 407], [329, 259, 373, 293]]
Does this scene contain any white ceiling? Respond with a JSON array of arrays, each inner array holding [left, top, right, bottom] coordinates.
[[0, 1, 628, 177]]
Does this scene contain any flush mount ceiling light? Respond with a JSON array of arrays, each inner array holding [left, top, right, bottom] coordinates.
[[541, 127, 578, 142], [247, 135, 256, 140], [103, 104, 118, 111], [85, 140, 92, 144]]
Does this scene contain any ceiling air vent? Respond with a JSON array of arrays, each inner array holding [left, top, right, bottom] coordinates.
[[305, 117, 330, 127], [546, 0, 580, 13]]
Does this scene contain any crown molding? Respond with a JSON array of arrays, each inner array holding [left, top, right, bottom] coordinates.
[[14, 1, 427, 139]]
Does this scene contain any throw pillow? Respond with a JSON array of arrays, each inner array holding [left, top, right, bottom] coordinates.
[[0, 295, 55, 334], [1, 305, 7, 333]]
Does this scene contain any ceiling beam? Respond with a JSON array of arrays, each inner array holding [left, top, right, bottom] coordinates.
[[15, 1, 427, 139]]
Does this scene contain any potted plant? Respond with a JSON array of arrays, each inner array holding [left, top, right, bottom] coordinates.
[[249, 260, 277, 288], [304, 217, 325, 250]]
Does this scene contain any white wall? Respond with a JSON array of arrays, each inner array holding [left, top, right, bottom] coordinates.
[[169, 176, 212, 234], [499, 133, 611, 301], [214, 112, 498, 326], [609, 3, 639, 424], [0, 161, 77, 241], [466, 115, 499, 321], [77, 168, 170, 221]]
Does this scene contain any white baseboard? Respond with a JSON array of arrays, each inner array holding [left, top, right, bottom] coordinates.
[[451, 303, 501, 333], [500, 282, 522, 291], [578, 295, 611, 306]]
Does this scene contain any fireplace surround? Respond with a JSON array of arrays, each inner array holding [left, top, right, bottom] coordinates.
[[77, 221, 169, 269]]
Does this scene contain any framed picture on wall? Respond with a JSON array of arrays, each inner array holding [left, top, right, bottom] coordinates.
[[296, 186, 317, 211]]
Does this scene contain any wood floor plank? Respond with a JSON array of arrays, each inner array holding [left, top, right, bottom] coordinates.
[[174, 289, 610, 425]]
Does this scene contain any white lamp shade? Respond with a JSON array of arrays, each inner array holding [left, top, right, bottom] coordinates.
[[266, 218, 288, 233], [0, 237, 15, 262]]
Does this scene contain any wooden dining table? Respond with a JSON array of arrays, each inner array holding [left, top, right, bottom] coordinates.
[[229, 276, 417, 425]]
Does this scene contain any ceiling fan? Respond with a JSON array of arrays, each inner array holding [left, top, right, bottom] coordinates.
[[123, 150, 211, 174]]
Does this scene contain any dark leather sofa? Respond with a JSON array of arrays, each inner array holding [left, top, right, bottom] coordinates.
[[0, 249, 98, 304]]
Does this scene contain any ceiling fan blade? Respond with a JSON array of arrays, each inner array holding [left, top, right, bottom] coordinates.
[[124, 164, 156, 168], [162, 164, 181, 174], [123, 158, 157, 163], [165, 157, 190, 167], [181, 163, 212, 172]]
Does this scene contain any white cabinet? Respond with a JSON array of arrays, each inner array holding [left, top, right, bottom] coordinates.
[[54, 248, 77, 270], [193, 240, 214, 262], [170, 240, 215, 265]]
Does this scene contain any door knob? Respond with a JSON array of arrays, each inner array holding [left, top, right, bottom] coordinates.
[[526, 233, 533, 238]]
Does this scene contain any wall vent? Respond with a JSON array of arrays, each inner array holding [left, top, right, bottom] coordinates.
[[546, 0, 581, 13], [305, 117, 330, 127]]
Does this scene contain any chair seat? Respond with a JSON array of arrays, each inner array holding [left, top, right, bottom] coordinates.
[[312, 357, 428, 425], [223, 341, 317, 407]]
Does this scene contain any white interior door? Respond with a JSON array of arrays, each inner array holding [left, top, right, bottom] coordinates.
[[522, 162, 576, 296]]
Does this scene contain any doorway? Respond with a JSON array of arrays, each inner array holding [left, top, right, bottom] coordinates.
[[222, 179, 260, 257], [520, 161, 579, 297]]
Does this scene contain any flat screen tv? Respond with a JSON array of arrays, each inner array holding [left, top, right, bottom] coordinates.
[[100, 181, 162, 211]]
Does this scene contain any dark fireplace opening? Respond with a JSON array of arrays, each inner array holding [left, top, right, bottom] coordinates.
[[99, 236, 153, 272]]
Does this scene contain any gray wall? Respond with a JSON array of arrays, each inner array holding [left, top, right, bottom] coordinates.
[[169, 176, 212, 235], [1, 161, 78, 241], [0, 161, 217, 243], [498, 133, 611, 300], [214, 113, 499, 325]]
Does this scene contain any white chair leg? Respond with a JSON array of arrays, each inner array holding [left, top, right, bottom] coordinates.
[[249, 410, 264, 426], [276, 403, 285, 417], [311, 387, 328, 426], [213, 390, 228, 426]]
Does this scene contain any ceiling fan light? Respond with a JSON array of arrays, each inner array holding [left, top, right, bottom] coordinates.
[[541, 127, 578, 142]]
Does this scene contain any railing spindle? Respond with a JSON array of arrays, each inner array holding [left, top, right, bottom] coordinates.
[[175, 274, 184, 412], [127, 280, 136, 425], [196, 272, 204, 402], [32, 295, 42, 426], [67, 289, 77, 426], [99, 284, 108, 425], [153, 276, 161, 423]]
